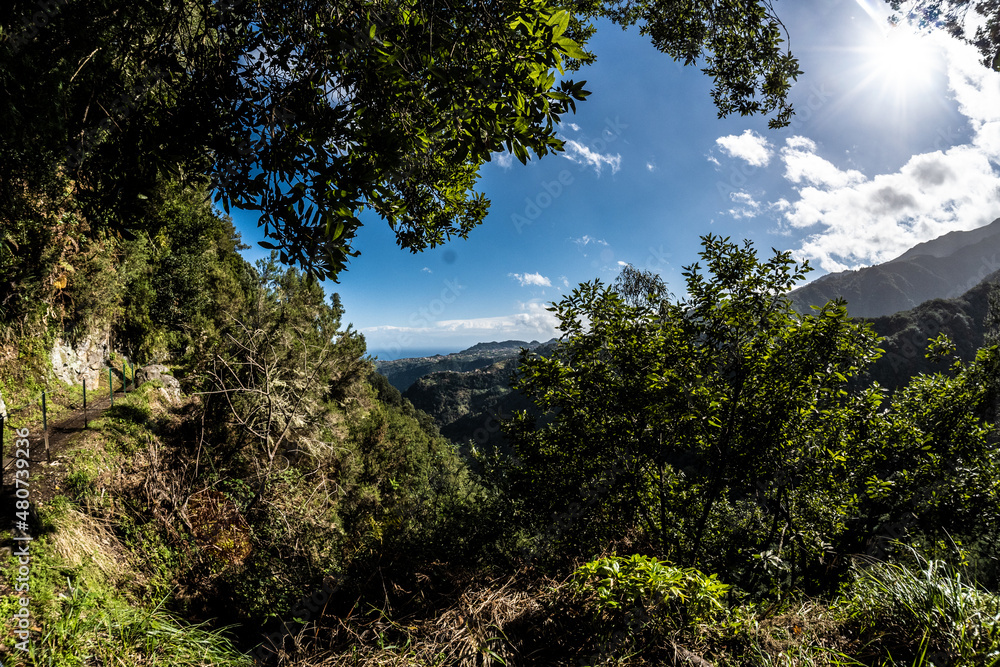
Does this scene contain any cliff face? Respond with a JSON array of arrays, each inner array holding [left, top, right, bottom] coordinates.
[[402, 358, 533, 449], [790, 218, 1000, 318], [50, 330, 111, 387], [376, 340, 558, 448]]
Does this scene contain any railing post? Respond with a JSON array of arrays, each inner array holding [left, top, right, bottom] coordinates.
[[109, 367, 113, 407], [42, 391, 49, 462]]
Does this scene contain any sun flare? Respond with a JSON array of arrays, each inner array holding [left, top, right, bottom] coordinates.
[[866, 28, 939, 92]]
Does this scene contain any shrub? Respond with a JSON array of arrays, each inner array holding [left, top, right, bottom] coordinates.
[[571, 554, 730, 629]]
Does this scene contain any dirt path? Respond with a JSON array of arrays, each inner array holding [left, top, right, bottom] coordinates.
[[1, 389, 125, 529]]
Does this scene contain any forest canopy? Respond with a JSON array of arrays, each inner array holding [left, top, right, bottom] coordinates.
[[1, 0, 800, 280]]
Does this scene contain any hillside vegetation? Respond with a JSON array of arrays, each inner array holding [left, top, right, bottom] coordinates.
[[4, 0, 1000, 663], [4, 191, 1000, 665], [0, 178, 492, 665]]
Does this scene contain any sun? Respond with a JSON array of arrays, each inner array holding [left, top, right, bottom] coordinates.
[[852, 0, 943, 98], [845, 19, 946, 127], [866, 27, 940, 94]]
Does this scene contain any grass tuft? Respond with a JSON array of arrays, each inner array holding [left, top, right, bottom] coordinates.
[[841, 549, 1000, 666]]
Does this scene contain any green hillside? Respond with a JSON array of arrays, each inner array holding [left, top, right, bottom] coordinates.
[[4, 1, 1000, 665], [375, 339, 554, 393], [7, 180, 1000, 667]]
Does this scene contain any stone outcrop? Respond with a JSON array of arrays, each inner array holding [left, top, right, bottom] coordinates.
[[135, 364, 182, 402], [50, 331, 110, 387]]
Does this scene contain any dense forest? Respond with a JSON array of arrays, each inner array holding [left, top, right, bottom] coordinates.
[[5, 0, 1000, 665]]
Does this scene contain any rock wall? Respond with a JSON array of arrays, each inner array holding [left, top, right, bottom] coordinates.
[[50, 331, 110, 387]]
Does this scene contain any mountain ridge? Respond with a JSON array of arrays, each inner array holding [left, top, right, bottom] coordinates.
[[790, 217, 1000, 317], [374, 338, 556, 393]]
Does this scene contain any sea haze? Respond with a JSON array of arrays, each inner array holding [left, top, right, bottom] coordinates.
[[368, 347, 465, 361]]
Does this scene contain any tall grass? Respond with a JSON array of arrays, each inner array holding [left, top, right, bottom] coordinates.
[[842, 550, 1000, 666], [32, 585, 252, 667]]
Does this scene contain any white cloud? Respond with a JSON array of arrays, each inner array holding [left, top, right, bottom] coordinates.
[[562, 139, 622, 174], [774, 34, 1000, 273], [784, 145, 1000, 272], [362, 301, 560, 352], [572, 235, 609, 247], [421, 267, 432, 274], [728, 191, 762, 219], [509, 272, 552, 287], [436, 301, 559, 335], [715, 129, 773, 167], [565, 122, 581, 132], [785, 135, 816, 152], [646, 161, 657, 171], [946, 36, 1000, 131], [781, 136, 865, 188], [560, 275, 570, 288], [494, 152, 514, 169]]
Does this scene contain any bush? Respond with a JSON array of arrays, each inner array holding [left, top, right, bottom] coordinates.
[[571, 554, 730, 627], [564, 554, 730, 664]]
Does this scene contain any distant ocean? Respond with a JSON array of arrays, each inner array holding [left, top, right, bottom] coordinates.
[[368, 347, 464, 361]]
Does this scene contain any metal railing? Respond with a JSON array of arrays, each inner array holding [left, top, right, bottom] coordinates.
[[1, 356, 141, 494]]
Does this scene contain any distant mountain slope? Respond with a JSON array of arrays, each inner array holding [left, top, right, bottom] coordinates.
[[862, 270, 998, 390], [374, 339, 555, 392], [403, 359, 525, 449], [790, 218, 1000, 318], [402, 340, 558, 448]]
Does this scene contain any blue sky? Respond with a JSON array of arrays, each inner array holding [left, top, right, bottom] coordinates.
[[228, 0, 1000, 359]]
